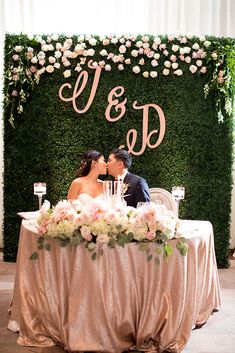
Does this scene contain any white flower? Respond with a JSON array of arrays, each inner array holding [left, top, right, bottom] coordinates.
[[49, 56, 56, 64], [103, 38, 110, 45], [100, 49, 108, 56], [164, 60, 171, 68], [192, 43, 200, 50], [152, 43, 158, 50], [143, 71, 149, 78], [105, 64, 111, 71], [172, 45, 179, 52], [142, 35, 149, 42], [132, 65, 140, 74], [204, 40, 211, 47], [125, 58, 131, 64], [143, 42, 149, 49], [111, 37, 118, 44], [199, 35, 206, 42], [45, 65, 54, 73], [184, 46, 191, 54], [118, 64, 124, 70], [154, 53, 160, 60], [31, 56, 38, 64], [51, 34, 59, 41], [136, 40, 143, 48], [54, 62, 60, 69], [54, 50, 62, 59], [131, 49, 138, 57], [174, 69, 183, 76], [87, 49, 95, 56], [63, 69, 71, 78], [168, 34, 175, 41], [153, 37, 161, 45], [151, 59, 158, 67], [35, 35, 43, 42], [119, 37, 125, 44], [56, 42, 62, 50], [200, 66, 207, 73], [119, 45, 126, 54], [180, 47, 185, 55], [14, 45, 23, 53], [139, 58, 145, 65], [172, 62, 178, 69], [211, 52, 218, 60], [77, 35, 85, 42], [89, 37, 97, 46], [189, 65, 198, 73], [96, 234, 110, 243], [196, 60, 202, 67], [150, 71, 158, 78], [27, 46, 34, 53], [27, 33, 34, 40], [48, 44, 54, 51], [186, 32, 193, 39], [185, 56, 191, 63], [163, 50, 169, 56], [163, 68, 170, 75]]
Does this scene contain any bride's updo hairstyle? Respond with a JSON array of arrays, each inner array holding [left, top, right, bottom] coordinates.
[[76, 150, 103, 177]]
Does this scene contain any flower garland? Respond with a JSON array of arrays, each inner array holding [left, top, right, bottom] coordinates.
[[4, 33, 235, 127], [30, 198, 188, 262]]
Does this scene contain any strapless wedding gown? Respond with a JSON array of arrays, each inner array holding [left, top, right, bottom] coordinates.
[[76, 193, 104, 204]]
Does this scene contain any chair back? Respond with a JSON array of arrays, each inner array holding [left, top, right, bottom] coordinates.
[[149, 187, 177, 215]]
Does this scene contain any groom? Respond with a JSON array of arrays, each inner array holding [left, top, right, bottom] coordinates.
[[107, 148, 150, 208]]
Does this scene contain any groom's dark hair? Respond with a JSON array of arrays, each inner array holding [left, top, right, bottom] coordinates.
[[110, 148, 132, 169]]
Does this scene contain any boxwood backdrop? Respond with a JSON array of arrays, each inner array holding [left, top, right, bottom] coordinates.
[[3, 33, 235, 267]]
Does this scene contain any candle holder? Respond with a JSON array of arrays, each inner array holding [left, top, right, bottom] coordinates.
[[34, 182, 47, 210], [172, 186, 185, 218], [103, 181, 113, 202]]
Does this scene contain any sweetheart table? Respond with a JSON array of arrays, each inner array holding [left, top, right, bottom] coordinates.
[[8, 219, 221, 353]]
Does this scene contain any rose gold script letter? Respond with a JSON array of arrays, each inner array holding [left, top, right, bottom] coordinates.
[[58, 60, 102, 114], [122, 101, 166, 156], [105, 86, 127, 122]]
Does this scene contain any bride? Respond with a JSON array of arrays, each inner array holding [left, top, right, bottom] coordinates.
[[67, 150, 107, 200]]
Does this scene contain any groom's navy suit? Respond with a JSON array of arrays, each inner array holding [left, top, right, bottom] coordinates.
[[123, 172, 150, 208]]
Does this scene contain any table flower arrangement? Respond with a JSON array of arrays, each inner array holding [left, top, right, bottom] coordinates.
[[30, 198, 188, 262]]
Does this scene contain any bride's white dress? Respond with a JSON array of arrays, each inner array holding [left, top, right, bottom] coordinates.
[[76, 193, 104, 204]]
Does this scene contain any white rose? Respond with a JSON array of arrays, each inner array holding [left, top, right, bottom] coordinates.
[[31, 56, 38, 64], [54, 50, 62, 59], [174, 69, 183, 76], [199, 35, 206, 42], [48, 44, 54, 51], [168, 34, 175, 41], [139, 58, 145, 65], [27, 34, 34, 40], [152, 43, 158, 50], [119, 37, 125, 44], [180, 48, 185, 55], [136, 40, 143, 48], [200, 51, 207, 58], [14, 45, 23, 52], [118, 64, 124, 70], [119, 45, 126, 54], [164, 60, 171, 68], [131, 50, 138, 57], [98, 60, 105, 67], [111, 37, 118, 44], [56, 42, 62, 50], [186, 32, 193, 39], [100, 49, 108, 56], [49, 56, 56, 64], [192, 43, 200, 50], [172, 62, 178, 69], [87, 49, 95, 56], [54, 62, 60, 69], [153, 37, 161, 45], [77, 35, 85, 42], [172, 45, 179, 52], [143, 42, 149, 49], [89, 37, 97, 46], [35, 35, 42, 42], [204, 40, 211, 47], [96, 234, 110, 243], [132, 65, 140, 74], [46, 65, 54, 73], [143, 71, 149, 78], [211, 52, 218, 60], [105, 64, 111, 71], [142, 35, 149, 42], [185, 56, 191, 63], [184, 46, 191, 54], [200, 66, 207, 73], [63, 69, 71, 78], [150, 71, 158, 78], [51, 34, 59, 41], [163, 68, 170, 75], [189, 65, 197, 73], [151, 59, 158, 67], [196, 60, 202, 67], [154, 53, 160, 60], [85, 34, 91, 40], [27, 46, 34, 53]]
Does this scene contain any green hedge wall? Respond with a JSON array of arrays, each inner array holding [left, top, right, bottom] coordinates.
[[3, 34, 234, 267]]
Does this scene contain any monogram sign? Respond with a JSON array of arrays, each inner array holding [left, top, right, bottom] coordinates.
[[58, 60, 166, 155]]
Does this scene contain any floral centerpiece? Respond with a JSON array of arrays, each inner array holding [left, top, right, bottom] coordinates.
[[30, 198, 188, 263]]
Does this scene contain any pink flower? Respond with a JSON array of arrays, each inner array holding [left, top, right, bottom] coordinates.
[[170, 55, 177, 62], [179, 55, 185, 61], [145, 231, 155, 240], [81, 225, 92, 241], [11, 90, 18, 96], [12, 54, 19, 61]]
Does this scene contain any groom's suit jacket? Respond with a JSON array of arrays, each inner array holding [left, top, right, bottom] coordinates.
[[123, 172, 150, 208]]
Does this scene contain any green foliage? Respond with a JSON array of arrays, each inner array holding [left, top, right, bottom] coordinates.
[[3, 34, 234, 268]]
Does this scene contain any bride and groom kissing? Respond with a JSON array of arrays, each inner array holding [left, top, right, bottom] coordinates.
[[67, 148, 150, 208]]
